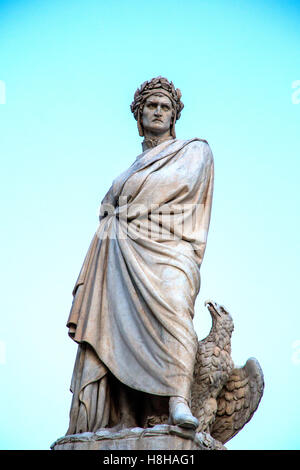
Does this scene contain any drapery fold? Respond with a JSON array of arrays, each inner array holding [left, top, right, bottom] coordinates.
[[66, 138, 214, 432]]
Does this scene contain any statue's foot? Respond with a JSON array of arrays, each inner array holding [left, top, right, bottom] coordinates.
[[169, 397, 199, 430]]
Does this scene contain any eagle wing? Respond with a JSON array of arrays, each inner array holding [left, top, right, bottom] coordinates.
[[210, 357, 264, 444]]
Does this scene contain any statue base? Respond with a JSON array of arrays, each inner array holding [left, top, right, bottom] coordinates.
[[51, 424, 226, 450]]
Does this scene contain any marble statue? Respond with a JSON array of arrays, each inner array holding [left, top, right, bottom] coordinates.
[[55, 77, 264, 450], [191, 301, 264, 443]]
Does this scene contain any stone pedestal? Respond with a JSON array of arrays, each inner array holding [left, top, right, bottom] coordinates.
[[51, 424, 226, 450]]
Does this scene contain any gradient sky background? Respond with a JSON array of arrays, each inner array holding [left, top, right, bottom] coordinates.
[[0, 0, 299, 450]]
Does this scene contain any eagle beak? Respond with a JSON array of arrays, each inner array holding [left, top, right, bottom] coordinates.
[[204, 300, 221, 316]]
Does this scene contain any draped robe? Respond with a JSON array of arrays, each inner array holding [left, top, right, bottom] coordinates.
[[66, 138, 214, 434]]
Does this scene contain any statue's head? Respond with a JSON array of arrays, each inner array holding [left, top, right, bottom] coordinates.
[[130, 76, 184, 138]]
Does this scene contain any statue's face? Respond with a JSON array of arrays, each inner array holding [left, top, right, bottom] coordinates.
[[142, 93, 173, 136]]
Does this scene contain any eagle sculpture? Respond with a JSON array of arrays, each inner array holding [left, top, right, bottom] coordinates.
[[191, 300, 264, 444]]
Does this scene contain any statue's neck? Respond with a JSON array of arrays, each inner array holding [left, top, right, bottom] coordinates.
[[142, 134, 174, 151]]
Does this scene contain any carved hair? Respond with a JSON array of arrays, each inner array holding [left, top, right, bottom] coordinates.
[[130, 76, 184, 138]]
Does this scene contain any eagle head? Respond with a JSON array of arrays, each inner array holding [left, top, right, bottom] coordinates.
[[204, 300, 234, 336]]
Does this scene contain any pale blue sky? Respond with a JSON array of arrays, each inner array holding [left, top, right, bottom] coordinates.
[[0, 0, 299, 450]]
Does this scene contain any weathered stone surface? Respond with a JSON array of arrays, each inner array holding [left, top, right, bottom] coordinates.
[[59, 77, 264, 448], [51, 425, 226, 451], [65, 77, 215, 437]]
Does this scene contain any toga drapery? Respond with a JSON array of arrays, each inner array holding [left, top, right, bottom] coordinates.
[[66, 138, 214, 434]]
